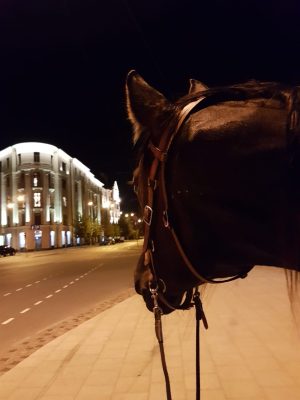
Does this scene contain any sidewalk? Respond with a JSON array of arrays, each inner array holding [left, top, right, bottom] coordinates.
[[0, 266, 300, 400]]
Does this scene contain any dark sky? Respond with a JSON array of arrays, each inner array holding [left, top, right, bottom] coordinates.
[[1, 0, 300, 210]]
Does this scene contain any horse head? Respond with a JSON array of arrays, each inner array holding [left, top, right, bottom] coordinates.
[[126, 70, 300, 314]]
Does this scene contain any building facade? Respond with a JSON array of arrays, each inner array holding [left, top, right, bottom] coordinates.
[[0, 142, 121, 250]]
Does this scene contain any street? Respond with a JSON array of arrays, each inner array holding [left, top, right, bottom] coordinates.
[[0, 241, 141, 373]]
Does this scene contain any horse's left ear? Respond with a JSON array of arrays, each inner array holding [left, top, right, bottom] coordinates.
[[126, 70, 172, 143], [189, 79, 208, 94]]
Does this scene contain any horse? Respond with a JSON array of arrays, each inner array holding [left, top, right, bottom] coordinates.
[[125, 70, 300, 317]]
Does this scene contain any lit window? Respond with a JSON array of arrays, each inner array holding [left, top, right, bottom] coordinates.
[[62, 196, 67, 207], [34, 192, 41, 207], [33, 173, 40, 187]]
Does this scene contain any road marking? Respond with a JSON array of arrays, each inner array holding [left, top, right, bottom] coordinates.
[[70, 281, 74, 285], [16, 288, 23, 291], [2, 318, 14, 325], [20, 308, 30, 314], [55, 289, 61, 293], [45, 294, 53, 299], [26, 284, 32, 287], [35, 280, 40, 283], [63, 285, 68, 288], [34, 300, 43, 305], [3, 293, 11, 297]]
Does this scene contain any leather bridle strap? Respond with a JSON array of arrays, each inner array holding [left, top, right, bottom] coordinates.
[[142, 97, 205, 256], [144, 96, 249, 285]]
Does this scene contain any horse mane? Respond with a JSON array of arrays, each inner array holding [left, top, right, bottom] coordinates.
[[175, 80, 291, 109]]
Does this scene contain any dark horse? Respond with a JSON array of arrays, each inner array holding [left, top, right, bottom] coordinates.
[[125, 70, 300, 315]]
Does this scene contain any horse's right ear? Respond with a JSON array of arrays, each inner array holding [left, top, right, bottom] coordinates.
[[189, 79, 208, 94], [126, 70, 171, 143]]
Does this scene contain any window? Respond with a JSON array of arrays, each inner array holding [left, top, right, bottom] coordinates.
[[62, 196, 67, 207], [19, 212, 25, 226], [33, 172, 40, 187], [18, 172, 25, 189], [34, 152, 40, 162], [33, 192, 41, 207], [18, 154, 21, 165], [48, 173, 54, 189], [62, 162, 66, 172], [63, 214, 68, 225], [6, 158, 9, 168], [62, 178, 66, 190], [34, 213, 41, 225]]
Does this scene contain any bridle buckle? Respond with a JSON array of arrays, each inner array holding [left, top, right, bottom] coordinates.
[[144, 205, 153, 226]]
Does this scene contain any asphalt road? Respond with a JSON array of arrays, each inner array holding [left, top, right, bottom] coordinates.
[[0, 241, 141, 373]]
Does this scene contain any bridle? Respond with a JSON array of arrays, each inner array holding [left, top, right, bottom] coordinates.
[[134, 96, 249, 399], [139, 96, 249, 296]]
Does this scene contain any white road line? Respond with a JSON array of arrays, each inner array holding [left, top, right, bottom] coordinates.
[[63, 285, 68, 288], [20, 308, 30, 314], [34, 300, 43, 305], [35, 280, 40, 284], [55, 289, 61, 293], [45, 294, 53, 299], [75, 278, 79, 281], [3, 293, 11, 297], [2, 318, 14, 325], [26, 284, 32, 287], [69, 281, 74, 285], [16, 288, 23, 291]]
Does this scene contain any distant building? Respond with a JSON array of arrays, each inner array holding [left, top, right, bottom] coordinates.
[[0, 142, 121, 250]]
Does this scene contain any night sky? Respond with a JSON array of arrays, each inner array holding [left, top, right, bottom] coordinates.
[[1, 0, 300, 211]]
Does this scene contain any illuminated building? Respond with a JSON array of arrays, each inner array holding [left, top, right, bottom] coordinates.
[[0, 142, 120, 250]]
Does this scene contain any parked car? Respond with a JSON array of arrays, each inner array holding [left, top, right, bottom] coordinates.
[[114, 236, 125, 243], [0, 245, 17, 256], [99, 237, 115, 246]]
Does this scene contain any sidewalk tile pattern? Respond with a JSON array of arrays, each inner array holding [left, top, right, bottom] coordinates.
[[0, 266, 300, 399]]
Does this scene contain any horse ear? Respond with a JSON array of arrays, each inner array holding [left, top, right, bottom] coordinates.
[[189, 79, 208, 94], [126, 70, 171, 143]]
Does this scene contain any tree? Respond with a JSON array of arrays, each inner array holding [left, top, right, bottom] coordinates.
[[73, 213, 101, 244], [118, 213, 138, 239], [101, 209, 114, 237]]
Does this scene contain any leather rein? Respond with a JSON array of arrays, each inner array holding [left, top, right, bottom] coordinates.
[[136, 96, 249, 400]]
